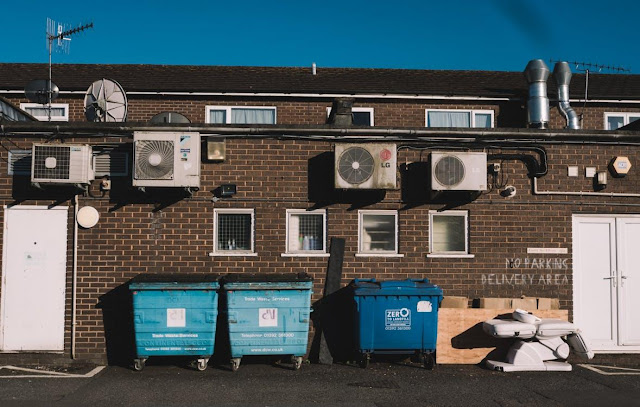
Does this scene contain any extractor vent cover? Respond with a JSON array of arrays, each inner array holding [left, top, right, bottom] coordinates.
[[334, 143, 397, 189], [135, 140, 174, 180], [431, 152, 487, 191]]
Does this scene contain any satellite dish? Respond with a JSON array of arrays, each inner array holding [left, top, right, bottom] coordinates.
[[84, 78, 128, 122], [150, 112, 191, 124], [25, 79, 59, 104]]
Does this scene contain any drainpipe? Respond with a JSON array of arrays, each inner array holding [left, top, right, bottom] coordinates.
[[554, 62, 580, 129], [533, 177, 640, 198], [72, 195, 79, 359]]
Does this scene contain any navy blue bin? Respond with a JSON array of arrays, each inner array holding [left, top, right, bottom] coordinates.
[[351, 278, 443, 369]]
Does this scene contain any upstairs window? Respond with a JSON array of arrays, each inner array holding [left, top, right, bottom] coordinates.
[[605, 112, 640, 130], [206, 106, 276, 124], [426, 109, 493, 128], [326, 107, 374, 126], [20, 103, 69, 122]]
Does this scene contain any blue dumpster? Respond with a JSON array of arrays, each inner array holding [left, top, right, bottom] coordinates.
[[129, 274, 220, 371], [222, 273, 313, 371], [352, 278, 443, 369]]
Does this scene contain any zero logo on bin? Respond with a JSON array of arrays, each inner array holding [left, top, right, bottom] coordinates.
[[259, 308, 278, 327], [385, 308, 411, 327], [167, 308, 186, 328]]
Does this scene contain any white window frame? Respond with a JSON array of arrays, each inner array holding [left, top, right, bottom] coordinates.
[[427, 210, 474, 258], [210, 208, 257, 257], [356, 210, 403, 257], [325, 106, 375, 126], [604, 112, 640, 130], [425, 109, 494, 128], [205, 105, 277, 124], [20, 103, 69, 122], [282, 209, 329, 257]]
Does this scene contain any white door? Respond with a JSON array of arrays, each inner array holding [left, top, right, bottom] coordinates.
[[1, 206, 68, 351], [573, 215, 640, 352]]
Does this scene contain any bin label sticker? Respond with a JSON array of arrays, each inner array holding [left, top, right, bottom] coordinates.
[[385, 308, 411, 330], [167, 308, 186, 327], [417, 301, 433, 313], [259, 308, 278, 327]]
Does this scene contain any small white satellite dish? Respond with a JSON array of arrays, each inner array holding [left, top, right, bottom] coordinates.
[[77, 206, 100, 228], [84, 78, 128, 122]]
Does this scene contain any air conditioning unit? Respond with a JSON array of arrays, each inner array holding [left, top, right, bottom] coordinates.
[[31, 144, 94, 185], [133, 132, 200, 188], [334, 143, 397, 189], [431, 151, 487, 191]]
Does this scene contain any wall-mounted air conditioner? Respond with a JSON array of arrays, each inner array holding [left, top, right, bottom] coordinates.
[[431, 151, 487, 191], [31, 144, 94, 185], [334, 143, 397, 189], [133, 132, 201, 188]]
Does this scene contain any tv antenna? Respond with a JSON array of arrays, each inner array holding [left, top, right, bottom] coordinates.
[[44, 18, 93, 121]]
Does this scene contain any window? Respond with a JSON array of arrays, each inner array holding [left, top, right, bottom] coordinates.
[[605, 112, 640, 130], [7, 150, 32, 175], [20, 103, 69, 122], [212, 209, 255, 256], [326, 107, 374, 126], [428, 210, 472, 257], [425, 109, 493, 128], [357, 210, 401, 256], [284, 209, 327, 256], [206, 106, 276, 124]]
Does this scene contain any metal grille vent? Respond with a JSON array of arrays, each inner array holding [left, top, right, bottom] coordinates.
[[8, 150, 32, 175], [33, 146, 71, 180], [94, 150, 129, 177], [337, 147, 374, 185], [434, 155, 466, 187], [134, 140, 174, 180]]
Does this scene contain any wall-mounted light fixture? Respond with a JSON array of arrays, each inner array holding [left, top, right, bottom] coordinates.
[[206, 139, 226, 161], [213, 184, 237, 198]]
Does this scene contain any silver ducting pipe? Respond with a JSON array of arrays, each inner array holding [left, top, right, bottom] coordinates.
[[524, 59, 550, 129], [553, 62, 580, 129]]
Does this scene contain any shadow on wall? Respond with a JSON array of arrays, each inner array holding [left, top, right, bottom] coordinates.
[[96, 282, 135, 367], [307, 151, 386, 210], [309, 286, 357, 363]]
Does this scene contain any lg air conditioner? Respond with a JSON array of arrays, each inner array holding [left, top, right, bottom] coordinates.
[[334, 143, 397, 189], [431, 151, 487, 191]]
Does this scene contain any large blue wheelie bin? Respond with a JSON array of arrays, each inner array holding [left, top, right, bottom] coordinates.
[[221, 273, 313, 371], [351, 278, 443, 369], [129, 274, 220, 371]]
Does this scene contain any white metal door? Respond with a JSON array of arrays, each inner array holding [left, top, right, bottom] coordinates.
[[1, 206, 68, 351], [573, 215, 640, 352]]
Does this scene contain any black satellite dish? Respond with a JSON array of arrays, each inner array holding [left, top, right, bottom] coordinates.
[[24, 79, 59, 105], [150, 112, 191, 124]]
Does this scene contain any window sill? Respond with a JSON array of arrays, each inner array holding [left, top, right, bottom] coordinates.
[[281, 253, 330, 258], [209, 252, 258, 257], [426, 253, 475, 259], [355, 253, 405, 258]]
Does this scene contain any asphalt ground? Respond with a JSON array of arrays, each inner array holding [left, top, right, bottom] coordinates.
[[0, 358, 639, 407]]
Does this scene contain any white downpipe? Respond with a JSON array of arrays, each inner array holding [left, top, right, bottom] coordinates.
[[72, 195, 78, 359], [533, 177, 640, 198]]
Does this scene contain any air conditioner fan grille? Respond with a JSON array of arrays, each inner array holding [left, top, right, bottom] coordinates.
[[33, 146, 71, 180], [135, 140, 174, 180], [338, 147, 374, 185], [434, 155, 466, 187]]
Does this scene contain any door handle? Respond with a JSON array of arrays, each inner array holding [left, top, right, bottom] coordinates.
[[603, 275, 617, 287], [621, 274, 628, 287]]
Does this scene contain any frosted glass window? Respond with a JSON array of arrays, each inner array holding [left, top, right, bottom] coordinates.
[[430, 211, 468, 254], [286, 210, 326, 253], [359, 211, 398, 254]]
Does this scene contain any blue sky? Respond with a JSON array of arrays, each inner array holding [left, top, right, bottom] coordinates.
[[2, 0, 638, 73]]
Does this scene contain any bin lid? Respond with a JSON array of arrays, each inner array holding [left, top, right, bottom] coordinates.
[[222, 272, 313, 290], [351, 278, 443, 297], [129, 273, 220, 290]]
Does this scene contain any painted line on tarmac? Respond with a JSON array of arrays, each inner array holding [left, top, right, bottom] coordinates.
[[0, 365, 105, 378], [579, 364, 640, 375]]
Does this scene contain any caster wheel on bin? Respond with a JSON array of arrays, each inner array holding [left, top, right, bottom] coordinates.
[[359, 353, 370, 369], [293, 356, 303, 370], [196, 358, 208, 371], [230, 358, 241, 372], [423, 353, 436, 370], [133, 358, 146, 372]]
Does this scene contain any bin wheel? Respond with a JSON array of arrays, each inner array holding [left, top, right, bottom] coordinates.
[[231, 358, 241, 372], [423, 353, 435, 370], [293, 356, 303, 370], [133, 358, 146, 372], [359, 353, 370, 369], [196, 358, 208, 371]]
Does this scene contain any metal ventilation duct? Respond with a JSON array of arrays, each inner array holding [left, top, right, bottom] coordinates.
[[553, 62, 580, 130], [524, 59, 550, 129], [327, 98, 354, 126]]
